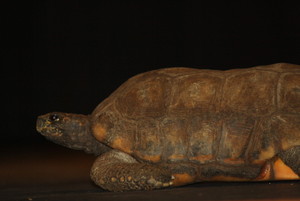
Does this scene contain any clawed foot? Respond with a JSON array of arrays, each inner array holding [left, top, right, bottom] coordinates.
[[90, 151, 175, 191], [147, 175, 175, 188], [101, 174, 174, 191], [111, 171, 175, 191]]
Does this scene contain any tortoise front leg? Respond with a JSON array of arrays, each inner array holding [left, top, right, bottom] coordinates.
[[90, 150, 174, 192]]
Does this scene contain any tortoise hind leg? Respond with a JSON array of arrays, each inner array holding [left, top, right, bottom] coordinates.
[[90, 150, 174, 192], [276, 146, 300, 179]]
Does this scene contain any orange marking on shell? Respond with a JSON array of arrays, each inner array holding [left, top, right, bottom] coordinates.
[[273, 158, 299, 180], [189, 155, 213, 163], [111, 137, 132, 154], [252, 146, 276, 165], [136, 152, 161, 163], [93, 124, 107, 142], [255, 162, 271, 181], [258, 146, 275, 161], [172, 173, 196, 186], [168, 154, 185, 160], [223, 158, 245, 165]]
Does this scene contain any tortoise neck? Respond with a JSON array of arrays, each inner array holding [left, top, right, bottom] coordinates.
[[69, 114, 111, 155]]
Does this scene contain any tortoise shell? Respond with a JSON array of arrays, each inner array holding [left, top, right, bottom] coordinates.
[[91, 63, 300, 166]]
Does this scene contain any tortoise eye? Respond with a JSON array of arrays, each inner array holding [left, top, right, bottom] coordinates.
[[49, 114, 60, 122]]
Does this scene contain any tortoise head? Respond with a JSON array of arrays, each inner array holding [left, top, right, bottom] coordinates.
[[36, 112, 110, 155]]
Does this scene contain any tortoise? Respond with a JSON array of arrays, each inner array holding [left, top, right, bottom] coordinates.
[[36, 63, 300, 192]]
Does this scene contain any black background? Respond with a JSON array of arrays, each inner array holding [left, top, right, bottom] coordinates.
[[3, 1, 300, 147]]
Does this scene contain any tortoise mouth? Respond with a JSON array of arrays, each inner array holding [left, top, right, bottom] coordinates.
[[36, 116, 63, 137]]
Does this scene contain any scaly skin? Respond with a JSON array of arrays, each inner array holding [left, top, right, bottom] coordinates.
[[90, 150, 174, 192]]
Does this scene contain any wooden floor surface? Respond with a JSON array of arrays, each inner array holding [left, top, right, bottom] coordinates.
[[1, 144, 300, 201]]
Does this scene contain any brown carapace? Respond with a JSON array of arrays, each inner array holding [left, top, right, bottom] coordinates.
[[36, 63, 300, 192]]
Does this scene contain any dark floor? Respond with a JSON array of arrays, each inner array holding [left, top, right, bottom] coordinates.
[[1, 144, 300, 201]]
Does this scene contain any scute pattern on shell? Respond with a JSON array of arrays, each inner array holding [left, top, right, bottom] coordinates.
[[91, 63, 300, 165]]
